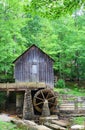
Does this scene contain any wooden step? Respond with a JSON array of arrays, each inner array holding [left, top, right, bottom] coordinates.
[[51, 120, 69, 127], [44, 122, 66, 130]]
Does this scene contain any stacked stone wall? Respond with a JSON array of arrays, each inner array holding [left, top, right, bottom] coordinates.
[[23, 89, 34, 119], [57, 94, 85, 113]]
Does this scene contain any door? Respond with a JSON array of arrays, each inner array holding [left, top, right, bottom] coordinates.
[[32, 64, 39, 82]]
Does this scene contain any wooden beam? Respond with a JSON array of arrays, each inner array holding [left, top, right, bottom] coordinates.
[[0, 82, 47, 91]]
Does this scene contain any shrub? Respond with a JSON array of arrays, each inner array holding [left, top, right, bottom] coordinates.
[[55, 79, 65, 88]]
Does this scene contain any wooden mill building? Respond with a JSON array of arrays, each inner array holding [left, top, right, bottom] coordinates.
[[13, 44, 54, 87], [0, 45, 57, 119]]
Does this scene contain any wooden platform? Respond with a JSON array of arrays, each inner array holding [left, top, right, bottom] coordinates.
[[0, 82, 47, 91]]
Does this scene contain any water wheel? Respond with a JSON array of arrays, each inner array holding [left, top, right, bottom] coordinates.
[[33, 89, 57, 113]]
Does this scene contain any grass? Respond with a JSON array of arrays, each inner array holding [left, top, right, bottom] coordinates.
[[72, 117, 85, 125], [0, 121, 21, 130], [54, 85, 85, 96], [0, 121, 37, 130]]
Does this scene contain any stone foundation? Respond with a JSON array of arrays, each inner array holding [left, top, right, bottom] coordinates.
[[42, 100, 50, 117], [23, 89, 34, 120], [16, 93, 23, 114]]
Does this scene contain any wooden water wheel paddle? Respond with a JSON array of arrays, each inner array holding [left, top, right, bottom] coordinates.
[[33, 89, 57, 113]]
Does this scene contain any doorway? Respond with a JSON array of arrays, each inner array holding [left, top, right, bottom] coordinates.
[[31, 64, 39, 82]]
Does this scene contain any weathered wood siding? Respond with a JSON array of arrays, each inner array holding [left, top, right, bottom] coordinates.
[[14, 46, 54, 88]]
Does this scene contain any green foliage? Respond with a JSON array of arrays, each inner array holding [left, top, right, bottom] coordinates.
[[24, 0, 85, 19], [0, 92, 6, 109], [0, 0, 85, 83], [55, 79, 65, 88], [54, 84, 85, 96], [0, 122, 22, 130], [0, 0, 27, 81], [21, 16, 42, 47]]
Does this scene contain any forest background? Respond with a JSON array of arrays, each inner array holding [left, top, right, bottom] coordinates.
[[0, 0, 85, 85]]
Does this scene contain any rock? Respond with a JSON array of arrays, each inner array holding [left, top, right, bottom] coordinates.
[[71, 125, 85, 130], [33, 125, 52, 130], [0, 114, 13, 122], [12, 118, 52, 130], [24, 120, 52, 130], [39, 115, 58, 124], [42, 100, 50, 117]]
